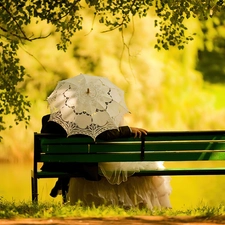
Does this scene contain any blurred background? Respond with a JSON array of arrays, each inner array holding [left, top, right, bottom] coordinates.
[[0, 10, 225, 210]]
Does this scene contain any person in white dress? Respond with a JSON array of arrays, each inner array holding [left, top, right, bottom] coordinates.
[[67, 120, 172, 210]]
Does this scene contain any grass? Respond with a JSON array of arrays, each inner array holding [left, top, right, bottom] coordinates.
[[1, 197, 225, 219]]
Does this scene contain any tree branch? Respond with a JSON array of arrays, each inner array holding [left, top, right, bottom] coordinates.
[[0, 25, 51, 42], [0, 2, 51, 42]]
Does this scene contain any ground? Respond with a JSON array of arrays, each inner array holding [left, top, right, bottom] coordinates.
[[1, 216, 225, 225]]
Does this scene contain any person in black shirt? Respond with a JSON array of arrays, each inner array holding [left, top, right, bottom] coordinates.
[[41, 114, 147, 197]]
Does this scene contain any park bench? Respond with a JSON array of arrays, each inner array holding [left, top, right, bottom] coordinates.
[[31, 130, 225, 202]]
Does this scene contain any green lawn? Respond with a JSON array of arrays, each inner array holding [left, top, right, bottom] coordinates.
[[1, 198, 225, 219]]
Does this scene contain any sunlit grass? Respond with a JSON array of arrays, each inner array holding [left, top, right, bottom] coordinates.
[[1, 197, 225, 219]]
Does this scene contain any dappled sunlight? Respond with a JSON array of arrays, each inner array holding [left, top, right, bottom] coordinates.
[[1, 5, 225, 209], [1, 9, 225, 159]]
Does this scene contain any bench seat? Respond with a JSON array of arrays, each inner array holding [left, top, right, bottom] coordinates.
[[31, 130, 225, 202]]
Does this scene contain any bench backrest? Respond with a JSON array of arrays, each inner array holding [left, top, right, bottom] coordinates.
[[34, 131, 225, 164]]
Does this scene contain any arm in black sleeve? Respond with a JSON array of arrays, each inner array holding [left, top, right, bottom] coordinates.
[[97, 126, 132, 141]]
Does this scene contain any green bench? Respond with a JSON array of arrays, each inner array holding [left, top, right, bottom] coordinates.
[[32, 130, 225, 202]]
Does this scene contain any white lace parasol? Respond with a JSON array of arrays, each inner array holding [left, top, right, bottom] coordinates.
[[47, 74, 129, 140]]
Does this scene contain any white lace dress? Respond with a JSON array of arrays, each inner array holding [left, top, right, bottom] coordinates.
[[67, 161, 172, 209]]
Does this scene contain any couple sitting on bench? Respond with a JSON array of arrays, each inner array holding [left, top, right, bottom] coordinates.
[[41, 114, 172, 209]]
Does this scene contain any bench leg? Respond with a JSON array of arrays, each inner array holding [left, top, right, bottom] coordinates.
[[62, 180, 68, 204], [31, 175, 38, 202]]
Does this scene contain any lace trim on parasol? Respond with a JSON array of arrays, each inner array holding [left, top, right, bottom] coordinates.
[[49, 111, 118, 140]]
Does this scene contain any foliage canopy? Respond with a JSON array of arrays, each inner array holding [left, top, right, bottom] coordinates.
[[0, 0, 225, 138]]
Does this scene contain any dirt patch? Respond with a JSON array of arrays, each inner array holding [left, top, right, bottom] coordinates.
[[1, 216, 225, 225]]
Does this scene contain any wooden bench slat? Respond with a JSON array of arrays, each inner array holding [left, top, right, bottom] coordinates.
[[39, 151, 225, 162], [40, 142, 225, 154], [33, 167, 225, 179]]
